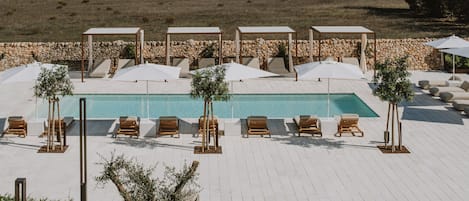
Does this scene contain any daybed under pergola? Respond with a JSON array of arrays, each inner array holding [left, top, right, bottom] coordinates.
[[235, 26, 297, 72], [309, 26, 376, 75], [165, 27, 223, 66], [81, 27, 144, 82]]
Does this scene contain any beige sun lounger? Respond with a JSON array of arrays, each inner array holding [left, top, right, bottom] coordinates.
[[418, 80, 448, 90], [247, 116, 271, 137], [293, 115, 322, 137], [337, 114, 364, 137], [341, 57, 359, 66], [429, 81, 469, 96], [452, 100, 469, 111], [158, 116, 179, 137], [268, 57, 289, 74], [439, 92, 469, 102], [172, 57, 190, 78]]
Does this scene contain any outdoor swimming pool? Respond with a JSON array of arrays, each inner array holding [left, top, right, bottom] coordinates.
[[37, 93, 378, 118]]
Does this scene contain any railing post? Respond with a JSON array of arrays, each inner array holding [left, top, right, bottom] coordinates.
[[15, 178, 26, 201], [79, 98, 87, 201]]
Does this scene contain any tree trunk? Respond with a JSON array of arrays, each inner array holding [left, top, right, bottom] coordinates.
[[391, 104, 395, 152], [47, 99, 52, 152], [57, 98, 63, 150], [211, 101, 218, 148], [396, 104, 402, 150], [108, 172, 133, 201], [172, 161, 200, 200], [202, 100, 207, 152], [51, 98, 56, 151], [385, 103, 391, 148]]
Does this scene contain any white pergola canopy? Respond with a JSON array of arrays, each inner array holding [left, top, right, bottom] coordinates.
[[235, 26, 297, 72], [81, 27, 144, 82], [309, 26, 376, 75], [165, 27, 223, 66]]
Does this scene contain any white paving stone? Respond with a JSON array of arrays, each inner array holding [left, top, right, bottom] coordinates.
[[1, 71, 469, 200]]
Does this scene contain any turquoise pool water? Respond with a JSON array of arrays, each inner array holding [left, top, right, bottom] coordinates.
[[37, 93, 378, 118]]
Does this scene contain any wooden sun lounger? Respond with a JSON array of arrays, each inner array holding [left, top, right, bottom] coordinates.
[[247, 116, 271, 137], [43, 117, 74, 136], [337, 114, 364, 137], [293, 115, 322, 137], [198, 115, 218, 137], [116, 116, 140, 138], [158, 116, 179, 137], [3, 116, 27, 137]]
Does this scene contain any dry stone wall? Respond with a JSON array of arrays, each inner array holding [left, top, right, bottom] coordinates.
[[0, 38, 445, 71]]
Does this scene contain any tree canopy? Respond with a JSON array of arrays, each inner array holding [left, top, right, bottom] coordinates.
[[373, 56, 414, 104], [405, 0, 469, 21], [190, 66, 230, 102]]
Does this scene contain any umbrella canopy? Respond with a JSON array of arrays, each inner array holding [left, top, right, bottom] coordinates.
[[294, 61, 364, 117], [0, 62, 63, 84], [112, 63, 181, 119], [294, 60, 364, 80], [112, 63, 181, 81], [441, 47, 469, 58], [425, 35, 469, 49], [190, 62, 278, 81]]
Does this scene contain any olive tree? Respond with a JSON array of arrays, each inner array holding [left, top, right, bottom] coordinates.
[[374, 56, 414, 152], [190, 66, 230, 152], [96, 153, 200, 201], [34, 65, 73, 152]]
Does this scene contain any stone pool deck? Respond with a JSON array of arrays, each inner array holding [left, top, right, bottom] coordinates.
[[1, 71, 469, 201]]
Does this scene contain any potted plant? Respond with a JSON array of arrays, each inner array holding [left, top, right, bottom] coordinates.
[[190, 66, 230, 153], [34, 65, 73, 152], [373, 56, 414, 153]]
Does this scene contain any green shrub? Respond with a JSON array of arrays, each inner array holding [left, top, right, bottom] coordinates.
[[121, 44, 136, 59]]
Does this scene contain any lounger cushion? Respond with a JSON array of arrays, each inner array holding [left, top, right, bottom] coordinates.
[[452, 100, 469, 111], [429, 86, 465, 96], [440, 92, 469, 102], [418, 80, 447, 89]]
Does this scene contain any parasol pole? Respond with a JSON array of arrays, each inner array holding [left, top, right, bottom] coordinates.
[[230, 82, 234, 119], [146, 80, 149, 119], [327, 78, 330, 118], [452, 54, 455, 80]]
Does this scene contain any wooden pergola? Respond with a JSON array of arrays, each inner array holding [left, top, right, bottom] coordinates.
[[235, 26, 297, 72], [165, 27, 222, 66], [81, 27, 144, 82], [309, 26, 376, 75]]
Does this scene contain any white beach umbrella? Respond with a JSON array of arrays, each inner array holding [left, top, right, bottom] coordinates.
[[425, 35, 469, 79], [0, 62, 66, 119], [294, 60, 365, 117], [190, 62, 278, 81], [0, 62, 61, 84], [112, 63, 181, 118], [191, 62, 278, 118], [425, 35, 469, 49]]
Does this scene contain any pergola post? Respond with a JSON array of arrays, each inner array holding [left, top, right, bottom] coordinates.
[[235, 29, 240, 63], [166, 34, 170, 65], [87, 35, 93, 73], [360, 33, 367, 73], [218, 33, 223, 65], [318, 33, 322, 62], [309, 29, 314, 62], [140, 30, 144, 64], [81, 35, 85, 82], [373, 33, 377, 79], [288, 33, 293, 72]]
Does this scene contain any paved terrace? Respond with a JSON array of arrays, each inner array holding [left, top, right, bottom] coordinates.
[[1, 71, 469, 201]]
